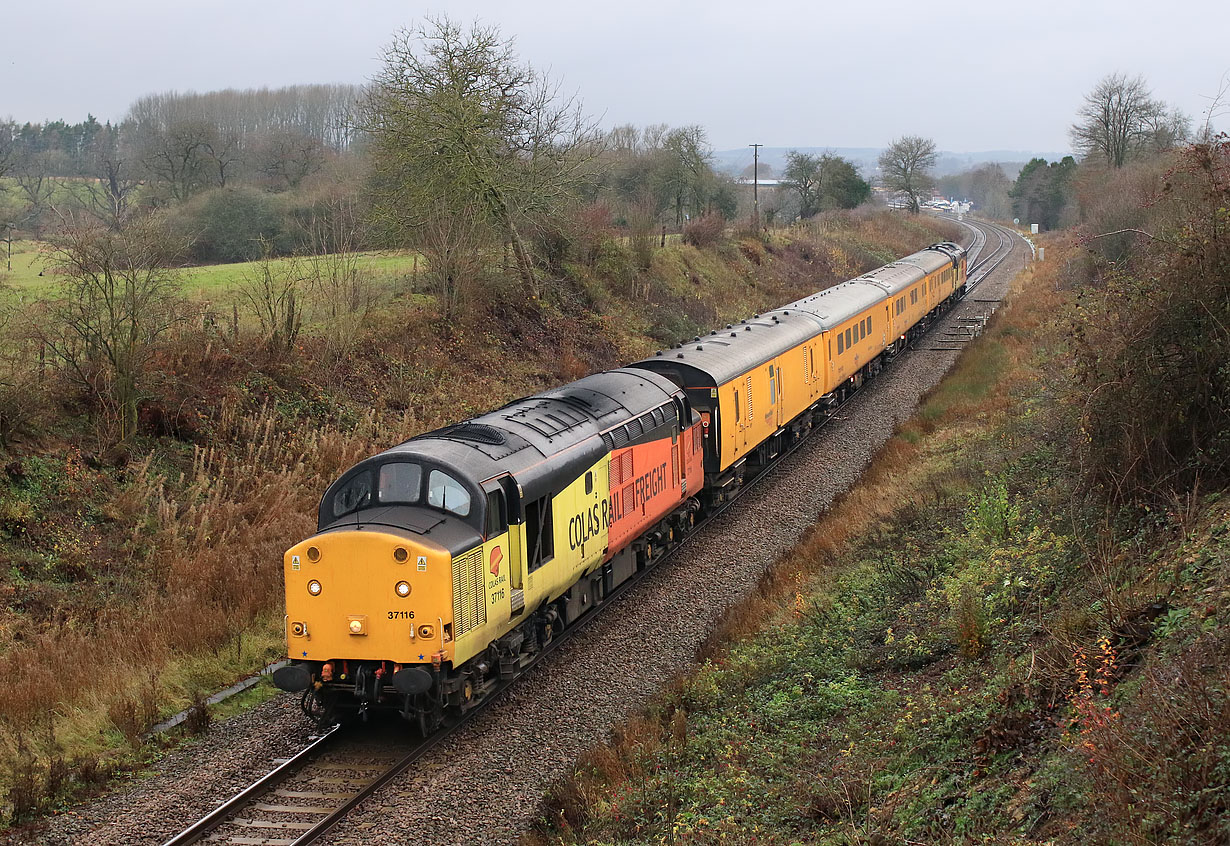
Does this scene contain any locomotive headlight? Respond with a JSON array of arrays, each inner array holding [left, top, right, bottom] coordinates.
[[307, 580, 322, 596], [395, 580, 411, 597]]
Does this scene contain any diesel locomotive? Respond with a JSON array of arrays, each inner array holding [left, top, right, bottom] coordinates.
[[273, 242, 968, 731]]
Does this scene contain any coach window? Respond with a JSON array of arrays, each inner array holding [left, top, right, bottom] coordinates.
[[428, 469, 471, 517], [846, 327, 852, 348], [837, 333, 844, 354], [331, 470, 372, 518], [734, 387, 741, 421], [378, 462, 421, 505], [868, 315, 873, 334]]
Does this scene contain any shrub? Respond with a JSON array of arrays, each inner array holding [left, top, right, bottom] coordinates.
[[681, 212, 725, 248], [1068, 138, 1230, 505], [173, 187, 293, 263]]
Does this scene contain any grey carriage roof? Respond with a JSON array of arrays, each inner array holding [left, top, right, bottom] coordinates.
[[632, 242, 965, 386], [768, 278, 889, 331], [631, 310, 820, 387], [858, 243, 962, 296]]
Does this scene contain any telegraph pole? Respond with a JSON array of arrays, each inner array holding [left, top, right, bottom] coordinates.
[[749, 143, 762, 232]]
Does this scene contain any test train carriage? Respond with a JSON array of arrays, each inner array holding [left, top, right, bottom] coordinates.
[[273, 242, 967, 731]]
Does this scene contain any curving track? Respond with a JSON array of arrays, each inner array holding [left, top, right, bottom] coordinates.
[[34, 221, 1030, 846], [160, 231, 989, 846]]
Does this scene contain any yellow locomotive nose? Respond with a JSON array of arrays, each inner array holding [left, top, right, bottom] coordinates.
[[283, 530, 453, 665]]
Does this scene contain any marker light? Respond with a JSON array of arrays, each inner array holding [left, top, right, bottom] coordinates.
[[349, 619, 364, 634], [307, 580, 322, 596], [307, 546, 321, 562], [395, 580, 411, 597], [394, 547, 409, 563]]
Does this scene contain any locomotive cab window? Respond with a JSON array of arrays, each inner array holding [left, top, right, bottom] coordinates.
[[427, 469, 471, 517], [768, 366, 776, 403], [585, 471, 594, 495], [378, 462, 421, 505], [331, 470, 372, 518], [485, 489, 507, 537]]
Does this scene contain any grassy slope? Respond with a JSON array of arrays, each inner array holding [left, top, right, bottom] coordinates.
[[0, 211, 958, 823], [528, 238, 1229, 845]]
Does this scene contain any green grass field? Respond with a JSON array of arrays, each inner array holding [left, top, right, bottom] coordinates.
[[0, 238, 423, 303]]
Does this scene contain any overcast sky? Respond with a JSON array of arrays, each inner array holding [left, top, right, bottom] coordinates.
[[4, 0, 1228, 163]]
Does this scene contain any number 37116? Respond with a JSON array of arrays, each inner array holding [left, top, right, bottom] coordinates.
[[387, 610, 415, 619]]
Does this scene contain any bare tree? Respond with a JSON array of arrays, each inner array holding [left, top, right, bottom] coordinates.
[[781, 151, 870, 219], [657, 126, 715, 227], [878, 136, 938, 213], [416, 198, 489, 320], [11, 148, 66, 234], [299, 189, 375, 355], [0, 120, 14, 181], [363, 16, 602, 297], [1070, 73, 1189, 168], [254, 129, 327, 191], [238, 238, 304, 352], [76, 124, 141, 229], [135, 117, 213, 201], [201, 130, 242, 188], [39, 215, 185, 440]]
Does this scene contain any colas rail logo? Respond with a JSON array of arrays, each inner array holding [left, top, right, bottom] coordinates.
[[489, 545, 503, 575]]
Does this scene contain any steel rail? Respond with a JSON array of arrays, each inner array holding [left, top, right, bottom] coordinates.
[[160, 724, 342, 846]]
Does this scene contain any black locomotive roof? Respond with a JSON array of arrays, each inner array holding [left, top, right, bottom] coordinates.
[[319, 367, 684, 534], [631, 311, 818, 388]]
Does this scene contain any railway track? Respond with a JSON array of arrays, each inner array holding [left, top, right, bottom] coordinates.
[[957, 216, 1016, 291], [915, 216, 1021, 352], [161, 223, 1020, 846]]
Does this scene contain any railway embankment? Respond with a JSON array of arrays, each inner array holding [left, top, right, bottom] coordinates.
[[528, 223, 1230, 843], [0, 210, 956, 834]]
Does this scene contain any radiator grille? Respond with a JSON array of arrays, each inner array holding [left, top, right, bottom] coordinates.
[[451, 547, 487, 637]]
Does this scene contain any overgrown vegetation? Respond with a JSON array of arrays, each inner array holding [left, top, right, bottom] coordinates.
[[527, 136, 1230, 845], [0, 207, 953, 824]]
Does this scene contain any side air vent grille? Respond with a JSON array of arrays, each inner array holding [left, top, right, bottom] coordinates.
[[451, 547, 487, 637]]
